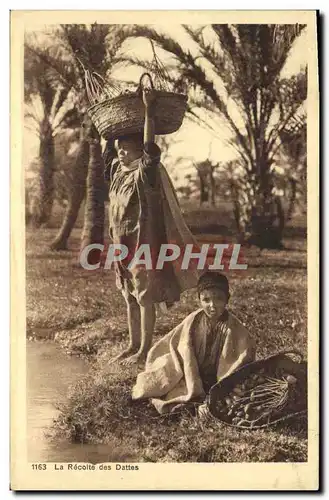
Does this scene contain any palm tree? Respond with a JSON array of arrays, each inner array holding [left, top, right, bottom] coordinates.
[[193, 160, 217, 207], [278, 88, 307, 221], [64, 24, 127, 260], [28, 24, 130, 251], [80, 117, 106, 265], [124, 24, 307, 247], [49, 116, 91, 250], [24, 40, 79, 226]]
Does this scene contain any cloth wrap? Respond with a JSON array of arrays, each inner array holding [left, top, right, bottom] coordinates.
[[105, 142, 200, 305], [132, 309, 256, 414]]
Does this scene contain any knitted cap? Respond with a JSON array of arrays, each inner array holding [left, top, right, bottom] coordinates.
[[197, 271, 229, 296]]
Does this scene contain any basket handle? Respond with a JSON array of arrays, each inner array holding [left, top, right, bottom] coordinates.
[[137, 72, 155, 95]]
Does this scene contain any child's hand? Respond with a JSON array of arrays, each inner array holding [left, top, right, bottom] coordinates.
[[142, 88, 156, 109]]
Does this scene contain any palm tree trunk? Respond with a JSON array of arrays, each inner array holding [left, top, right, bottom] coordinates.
[[209, 167, 216, 207], [248, 164, 284, 249], [50, 138, 90, 250], [198, 171, 208, 206], [31, 119, 55, 227], [80, 137, 106, 266], [286, 177, 297, 223]]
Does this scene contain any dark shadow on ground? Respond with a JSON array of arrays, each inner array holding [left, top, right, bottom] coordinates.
[[247, 263, 307, 270]]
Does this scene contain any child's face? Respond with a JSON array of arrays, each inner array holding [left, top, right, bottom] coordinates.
[[115, 137, 143, 167], [199, 288, 228, 321]]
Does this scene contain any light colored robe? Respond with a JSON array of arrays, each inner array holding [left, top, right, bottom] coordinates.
[[132, 309, 256, 414]]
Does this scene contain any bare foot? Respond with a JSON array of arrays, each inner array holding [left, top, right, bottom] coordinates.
[[121, 352, 147, 366], [109, 346, 138, 364]]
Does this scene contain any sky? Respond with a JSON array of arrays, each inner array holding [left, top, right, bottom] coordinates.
[[24, 25, 308, 186]]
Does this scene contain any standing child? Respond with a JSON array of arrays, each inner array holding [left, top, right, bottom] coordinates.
[[104, 87, 198, 365]]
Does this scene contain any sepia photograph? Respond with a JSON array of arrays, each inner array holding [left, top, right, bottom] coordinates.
[[11, 9, 319, 491]]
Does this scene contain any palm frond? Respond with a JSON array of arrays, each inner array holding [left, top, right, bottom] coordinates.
[[25, 43, 79, 92], [267, 68, 307, 153], [125, 26, 254, 163], [272, 24, 306, 71]]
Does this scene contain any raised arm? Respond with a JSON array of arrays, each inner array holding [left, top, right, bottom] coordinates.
[[143, 88, 156, 145]]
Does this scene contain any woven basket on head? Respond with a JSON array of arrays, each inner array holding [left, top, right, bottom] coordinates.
[[87, 72, 188, 140]]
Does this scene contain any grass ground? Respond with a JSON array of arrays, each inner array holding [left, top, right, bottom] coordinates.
[[26, 205, 308, 462]]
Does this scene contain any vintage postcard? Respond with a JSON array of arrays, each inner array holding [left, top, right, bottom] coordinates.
[[11, 10, 319, 490]]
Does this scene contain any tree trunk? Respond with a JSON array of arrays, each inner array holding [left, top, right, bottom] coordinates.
[[248, 195, 285, 249], [244, 160, 285, 249], [80, 135, 106, 266], [209, 166, 216, 207], [230, 179, 242, 235], [31, 119, 55, 227], [50, 138, 90, 250], [197, 171, 208, 206], [286, 177, 297, 223]]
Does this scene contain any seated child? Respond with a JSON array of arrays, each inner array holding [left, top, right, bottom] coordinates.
[[132, 271, 256, 414], [104, 87, 198, 366]]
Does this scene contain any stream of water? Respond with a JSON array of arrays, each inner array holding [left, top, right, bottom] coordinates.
[[27, 340, 135, 463]]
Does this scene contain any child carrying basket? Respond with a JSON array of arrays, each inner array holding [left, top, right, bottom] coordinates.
[[86, 62, 199, 365]]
